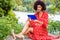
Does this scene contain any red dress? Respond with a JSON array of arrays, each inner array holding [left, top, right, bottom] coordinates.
[[27, 11, 60, 40]]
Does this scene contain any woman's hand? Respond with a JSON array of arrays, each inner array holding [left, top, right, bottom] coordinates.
[[28, 18, 32, 21], [34, 20, 43, 24]]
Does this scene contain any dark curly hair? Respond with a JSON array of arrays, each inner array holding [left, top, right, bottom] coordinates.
[[34, 0, 46, 11]]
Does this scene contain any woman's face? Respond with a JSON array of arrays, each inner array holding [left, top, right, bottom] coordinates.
[[37, 5, 42, 12]]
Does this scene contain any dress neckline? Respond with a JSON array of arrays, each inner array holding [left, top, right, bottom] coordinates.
[[35, 12, 44, 20]]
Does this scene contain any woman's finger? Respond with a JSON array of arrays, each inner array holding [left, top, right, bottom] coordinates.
[[28, 18, 31, 21]]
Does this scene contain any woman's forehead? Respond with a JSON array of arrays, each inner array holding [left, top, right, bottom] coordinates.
[[37, 5, 41, 6]]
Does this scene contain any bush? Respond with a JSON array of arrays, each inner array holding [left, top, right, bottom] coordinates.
[[48, 20, 60, 35], [0, 0, 23, 40], [0, 0, 15, 16], [0, 8, 5, 17], [0, 10, 23, 40]]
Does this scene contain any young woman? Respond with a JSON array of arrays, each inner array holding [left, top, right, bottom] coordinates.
[[14, 0, 60, 40]]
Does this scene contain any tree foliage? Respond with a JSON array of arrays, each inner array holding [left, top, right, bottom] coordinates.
[[46, 0, 60, 14], [0, 0, 23, 40], [0, 0, 15, 16], [14, 0, 60, 14]]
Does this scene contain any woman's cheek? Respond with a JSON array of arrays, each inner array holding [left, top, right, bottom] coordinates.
[[37, 8, 41, 11]]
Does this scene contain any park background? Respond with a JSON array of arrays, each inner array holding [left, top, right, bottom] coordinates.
[[0, 0, 60, 40]]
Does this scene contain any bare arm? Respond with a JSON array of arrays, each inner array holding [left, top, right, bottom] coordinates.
[[34, 20, 43, 24]]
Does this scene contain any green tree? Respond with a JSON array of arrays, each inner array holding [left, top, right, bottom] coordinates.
[[46, 0, 60, 14], [22, 0, 34, 12], [14, 0, 22, 6], [0, 0, 23, 40], [14, 0, 34, 12], [0, 0, 15, 16]]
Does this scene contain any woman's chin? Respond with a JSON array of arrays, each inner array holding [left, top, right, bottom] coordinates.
[[37, 10, 41, 12]]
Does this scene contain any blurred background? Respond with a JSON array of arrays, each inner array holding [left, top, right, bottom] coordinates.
[[0, 0, 60, 40]]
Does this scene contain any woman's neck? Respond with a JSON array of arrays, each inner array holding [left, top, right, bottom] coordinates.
[[38, 11, 43, 17], [39, 11, 43, 15]]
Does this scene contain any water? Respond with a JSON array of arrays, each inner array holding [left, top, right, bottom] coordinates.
[[14, 11, 60, 24]]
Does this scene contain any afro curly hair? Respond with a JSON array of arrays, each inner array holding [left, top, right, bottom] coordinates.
[[34, 0, 46, 11]]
